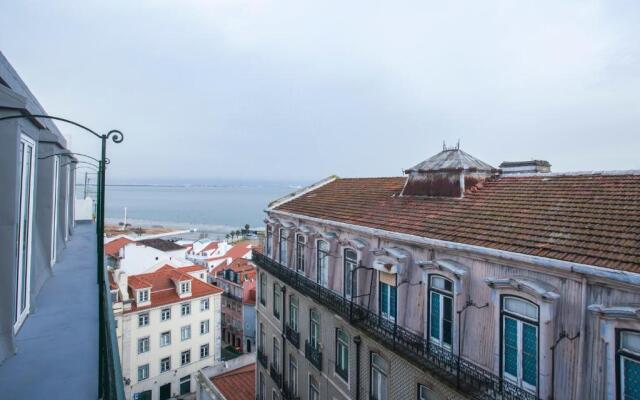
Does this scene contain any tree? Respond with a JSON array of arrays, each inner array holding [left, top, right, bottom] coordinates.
[[244, 223, 250, 233], [225, 234, 230, 241]]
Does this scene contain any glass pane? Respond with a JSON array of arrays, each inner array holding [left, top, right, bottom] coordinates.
[[522, 323, 537, 386], [430, 292, 440, 340], [443, 296, 453, 346], [504, 297, 538, 321], [389, 286, 397, 318], [504, 317, 518, 377], [431, 276, 445, 290], [380, 283, 388, 315], [623, 357, 640, 399], [622, 331, 640, 355]]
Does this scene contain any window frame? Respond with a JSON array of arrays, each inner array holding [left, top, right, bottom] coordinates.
[[138, 312, 150, 327], [181, 349, 191, 365], [616, 329, 640, 400], [335, 328, 349, 382], [309, 309, 320, 349], [289, 295, 298, 331], [500, 295, 540, 395], [50, 155, 60, 265], [427, 274, 454, 349], [137, 364, 149, 382], [200, 343, 210, 359], [370, 353, 388, 400], [161, 308, 171, 321], [273, 283, 281, 319], [200, 298, 209, 311], [160, 356, 171, 373], [160, 331, 171, 347], [266, 225, 272, 257], [200, 319, 210, 334], [137, 336, 150, 354], [14, 134, 36, 333], [316, 240, 329, 287], [343, 248, 357, 299], [181, 302, 191, 316], [379, 280, 397, 322], [259, 272, 267, 306], [278, 228, 288, 266], [295, 234, 306, 273]]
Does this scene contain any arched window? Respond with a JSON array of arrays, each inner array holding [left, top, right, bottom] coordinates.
[[502, 296, 539, 394], [429, 275, 454, 349], [296, 234, 306, 273], [343, 249, 357, 299], [370, 353, 388, 400], [316, 240, 329, 287], [618, 330, 640, 399]]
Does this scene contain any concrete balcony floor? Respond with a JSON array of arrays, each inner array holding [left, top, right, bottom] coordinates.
[[0, 223, 98, 398]]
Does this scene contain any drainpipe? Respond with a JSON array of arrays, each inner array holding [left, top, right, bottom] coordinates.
[[281, 285, 287, 390], [574, 276, 588, 400], [353, 336, 361, 400]]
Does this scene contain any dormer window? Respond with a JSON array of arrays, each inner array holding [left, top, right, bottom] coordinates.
[[180, 281, 191, 294], [138, 289, 150, 304]]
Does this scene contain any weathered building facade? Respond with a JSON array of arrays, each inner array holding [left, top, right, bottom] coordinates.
[[254, 146, 640, 400]]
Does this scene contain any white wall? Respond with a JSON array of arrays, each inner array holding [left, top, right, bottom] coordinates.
[[119, 244, 190, 275], [74, 197, 94, 222]]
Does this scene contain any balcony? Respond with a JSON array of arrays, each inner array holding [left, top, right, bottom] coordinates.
[[282, 382, 300, 400], [0, 223, 124, 399], [304, 340, 323, 371], [223, 291, 243, 302], [285, 324, 300, 349], [257, 347, 268, 369], [253, 251, 538, 400], [269, 363, 282, 386]]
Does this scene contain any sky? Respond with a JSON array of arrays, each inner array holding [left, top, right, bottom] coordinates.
[[1, 0, 639, 182]]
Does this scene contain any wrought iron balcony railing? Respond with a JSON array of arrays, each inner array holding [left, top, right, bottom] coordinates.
[[253, 251, 538, 400], [257, 347, 268, 369], [285, 324, 300, 349], [304, 340, 323, 371], [282, 382, 300, 400], [269, 363, 282, 386]]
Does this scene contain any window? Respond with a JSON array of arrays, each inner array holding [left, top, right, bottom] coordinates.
[[181, 325, 192, 341], [181, 350, 191, 365], [160, 331, 171, 347], [273, 338, 280, 371], [316, 240, 329, 287], [50, 155, 60, 265], [201, 320, 210, 334], [200, 343, 210, 358], [502, 296, 539, 394], [266, 225, 272, 257], [138, 289, 149, 303], [296, 234, 305, 272], [289, 295, 298, 331], [200, 298, 209, 311], [289, 355, 298, 395], [259, 323, 265, 350], [273, 284, 281, 319], [379, 280, 397, 322], [180, 281, 191, 294], [618, 330, 640, 400], [343, 249, 357, 299], [309, 309, 320, 349], [259, 372, 266, 400], [138, 312, 149, 327], [161, 308, 171, 321], [137, 364, 149, 381], [418, 384, 438, 400], [180, 375, 191, 395], [335, 329, 349, 381], [15, 135, 35, 332], [429, 276, 454, 349], [309, 375, 319, 400], [160, 357, 171, 373], [137, 337, 150, 354], [260, 273, 267, 306], [371, 353, 388, 400], [279, 228, 288, 266], [181, 302, 191, 316]]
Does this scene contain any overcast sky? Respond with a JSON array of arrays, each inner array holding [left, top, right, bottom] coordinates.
[[1, 0, 639, 182]]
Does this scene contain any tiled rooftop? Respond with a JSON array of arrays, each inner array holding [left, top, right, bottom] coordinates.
[[210, 363, 256, 400], [275, 173, 640, 272], [0, 223, 98, 398]]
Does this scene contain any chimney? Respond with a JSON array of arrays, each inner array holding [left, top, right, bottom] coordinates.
[[499, 160, 551, 175]]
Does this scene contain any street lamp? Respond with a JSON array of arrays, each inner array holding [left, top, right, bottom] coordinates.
[[0, 113, 124, 399]]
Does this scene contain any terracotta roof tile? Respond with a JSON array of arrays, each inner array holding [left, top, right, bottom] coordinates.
[[211, 364, 255, 400], [275, 174, 640, 273], [104, 237, 134, 258]]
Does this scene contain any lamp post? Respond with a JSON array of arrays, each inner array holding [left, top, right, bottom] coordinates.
[[0, 114, 124, 399]]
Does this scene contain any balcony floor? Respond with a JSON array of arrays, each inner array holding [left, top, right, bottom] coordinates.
[[0, 223, 98, 398]]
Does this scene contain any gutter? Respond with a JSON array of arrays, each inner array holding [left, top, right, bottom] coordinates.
[[268, 209, 640, 286]]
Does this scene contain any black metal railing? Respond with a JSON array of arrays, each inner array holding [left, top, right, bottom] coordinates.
[[257, 347, 268, 369], [223, 291, 243, 302], [269, 363, 282, 385], [100, 267, 126, 400], [282, 382, 300, 400], [304, 340, 323, 371], [285, 324, 300, 349], [253, 251, 538, 400]]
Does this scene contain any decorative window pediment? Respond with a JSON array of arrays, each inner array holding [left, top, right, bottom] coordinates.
[[342, 237, 369, 250], [419, 258, 468, 278], [319, 231, 338, 240], [485, 277, 560, 302], [588, 304, 640, 321]]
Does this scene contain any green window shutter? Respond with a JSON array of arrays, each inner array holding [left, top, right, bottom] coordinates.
[[390, 286, 397, 318], [504, 317, 518, 377], [522, 323, 537, 386], [443, 296, 453, 346], [623, 357, 640, 399], [430, 292, 440, 340], [380, 283, 388, 315]]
